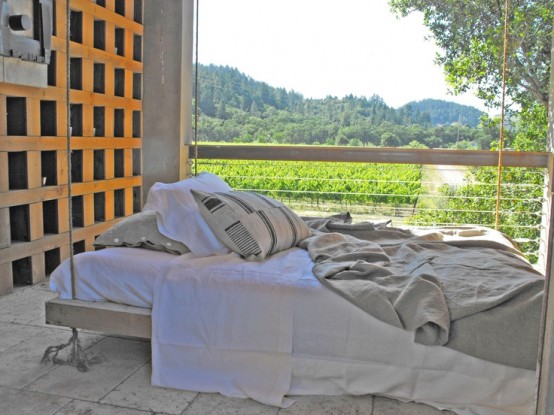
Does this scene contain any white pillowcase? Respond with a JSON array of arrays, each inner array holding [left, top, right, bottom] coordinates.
[[143, 172, 232, 257]]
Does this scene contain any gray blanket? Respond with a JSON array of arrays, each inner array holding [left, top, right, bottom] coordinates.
[[300, 216, 544, 370]]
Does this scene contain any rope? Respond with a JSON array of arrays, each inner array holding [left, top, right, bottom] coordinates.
[[42, 0, 95, 371], [65, 0, 76, 301], [495, 0, 510, 230], [41, 328, 100, 372], [193, 0, 200, 176]]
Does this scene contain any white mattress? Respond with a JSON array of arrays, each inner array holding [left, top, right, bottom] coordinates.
[[50, 247, 537, 415]]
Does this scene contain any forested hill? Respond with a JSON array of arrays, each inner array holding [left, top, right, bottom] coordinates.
[[194, 64, 495, 149], [403, 99, 484, 128], [195, 64, 483, 127]]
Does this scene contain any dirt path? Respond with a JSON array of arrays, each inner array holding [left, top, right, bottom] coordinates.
[[417, 165, 468, 210], [422, 164, 468, 191]]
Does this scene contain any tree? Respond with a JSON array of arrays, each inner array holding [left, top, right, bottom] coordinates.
[[389, 1, 553, 114], [335, 134, 349, 146], [381, 132, 401, 147]]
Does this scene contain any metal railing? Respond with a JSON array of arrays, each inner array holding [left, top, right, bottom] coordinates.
[[194, 144, 551, 263]]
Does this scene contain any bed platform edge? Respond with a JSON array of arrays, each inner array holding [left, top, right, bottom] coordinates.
[[45, 298, 152, 339]]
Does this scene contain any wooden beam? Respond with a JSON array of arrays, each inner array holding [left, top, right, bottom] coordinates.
[[197, 145, 550, 169], [45, 298, 151, 339]]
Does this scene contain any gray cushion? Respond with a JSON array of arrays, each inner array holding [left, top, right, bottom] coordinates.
[[94, 211, 190, 255], [192, 190, 311, 261]]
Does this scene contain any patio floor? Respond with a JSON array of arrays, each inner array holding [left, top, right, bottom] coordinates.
[[0, 281, 454, 415]]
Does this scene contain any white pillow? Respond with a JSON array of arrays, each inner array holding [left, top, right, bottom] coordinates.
[[143, 172, 232, 257]]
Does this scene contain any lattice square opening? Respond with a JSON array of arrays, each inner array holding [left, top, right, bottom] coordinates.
[[73, 240, 86, 255], [114, 109, 124, 137], [72, 196, 84, 228], [134, 0, 143, 24], [115, 28, 125, 56], [10, 205, 30, 242], [94, 192, 105, 222], [114, 189, 125, 217], [12, 256, 32, 285], [115, 0, 125, 16], [114, 68, 125, 97], [94, 20, 106, 50], [71, 150, 83, 183], [8, 152, 28, 190], [93, 106, 105, 137], [94, 149, 105, 180], [70, 58, 83, 90], [114, 149, 124, 177], [40, 101, 57, 136], [70, 104, 83, 136], [45, 248, 61, 275], [6, 97, 27, 136], [132, 149, 141, 176], [70, 10, 83, 43], [43, 200, 59, 234], [133, 34, 142, 62], [132, 110, 141, 138], [41, 151, 57, 186], [133, 186, 141, 213], [48, 51, 57, 86], [133, 73, 141, 99], [93, 63, 105, 94]]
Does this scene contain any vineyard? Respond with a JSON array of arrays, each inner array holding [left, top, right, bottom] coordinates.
[[197, 159, 422, 218]]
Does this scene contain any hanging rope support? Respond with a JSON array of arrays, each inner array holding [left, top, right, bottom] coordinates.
[[193, 0, 200, 176], [495, 0, 510, 230], [42, 0, 96, 371]]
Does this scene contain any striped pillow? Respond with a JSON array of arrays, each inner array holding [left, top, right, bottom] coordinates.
[[191, 190, 311, 261]]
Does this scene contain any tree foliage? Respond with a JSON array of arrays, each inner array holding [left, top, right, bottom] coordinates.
[[389, 0, 553, 112], [388, 1, 552, 260]]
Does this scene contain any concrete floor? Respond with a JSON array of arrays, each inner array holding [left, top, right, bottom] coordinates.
[[0, 281, 454, 415]]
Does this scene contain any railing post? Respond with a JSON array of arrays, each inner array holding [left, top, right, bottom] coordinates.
[[536, 25, 554, 415], [538, 157, 553, 273]]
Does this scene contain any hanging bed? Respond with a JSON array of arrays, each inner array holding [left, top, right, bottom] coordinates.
[[45, 173, 544, 415]]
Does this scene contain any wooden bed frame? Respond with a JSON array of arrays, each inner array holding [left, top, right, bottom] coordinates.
[[45, 298, 152, 339]]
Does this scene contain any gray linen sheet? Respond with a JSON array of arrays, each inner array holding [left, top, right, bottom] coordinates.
[[300, 216, 544, 370]]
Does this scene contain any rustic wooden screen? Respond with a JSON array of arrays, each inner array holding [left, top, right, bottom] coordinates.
[[0, 0, 143, 295]]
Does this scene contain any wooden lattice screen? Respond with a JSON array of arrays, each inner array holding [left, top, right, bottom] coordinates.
[[0, 0, 143, 294]]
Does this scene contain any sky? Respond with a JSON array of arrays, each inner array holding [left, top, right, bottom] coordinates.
[[197, 0, 487, 111]]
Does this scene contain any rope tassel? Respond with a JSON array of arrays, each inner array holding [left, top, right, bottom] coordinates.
[[41, 328, 99, 372]]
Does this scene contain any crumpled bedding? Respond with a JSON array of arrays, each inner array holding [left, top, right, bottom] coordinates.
[[299, 217, 544, 370]]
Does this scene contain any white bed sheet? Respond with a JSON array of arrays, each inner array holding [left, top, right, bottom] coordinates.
[[49, 247, 537, 415], [50, 247, 186, 307]]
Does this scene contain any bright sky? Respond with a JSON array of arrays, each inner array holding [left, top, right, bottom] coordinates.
[[197, 0, 487, 111]]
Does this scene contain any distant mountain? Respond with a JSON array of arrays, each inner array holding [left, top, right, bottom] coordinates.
[[402, 99, 485, 128], [193, 64, 497, 149]]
